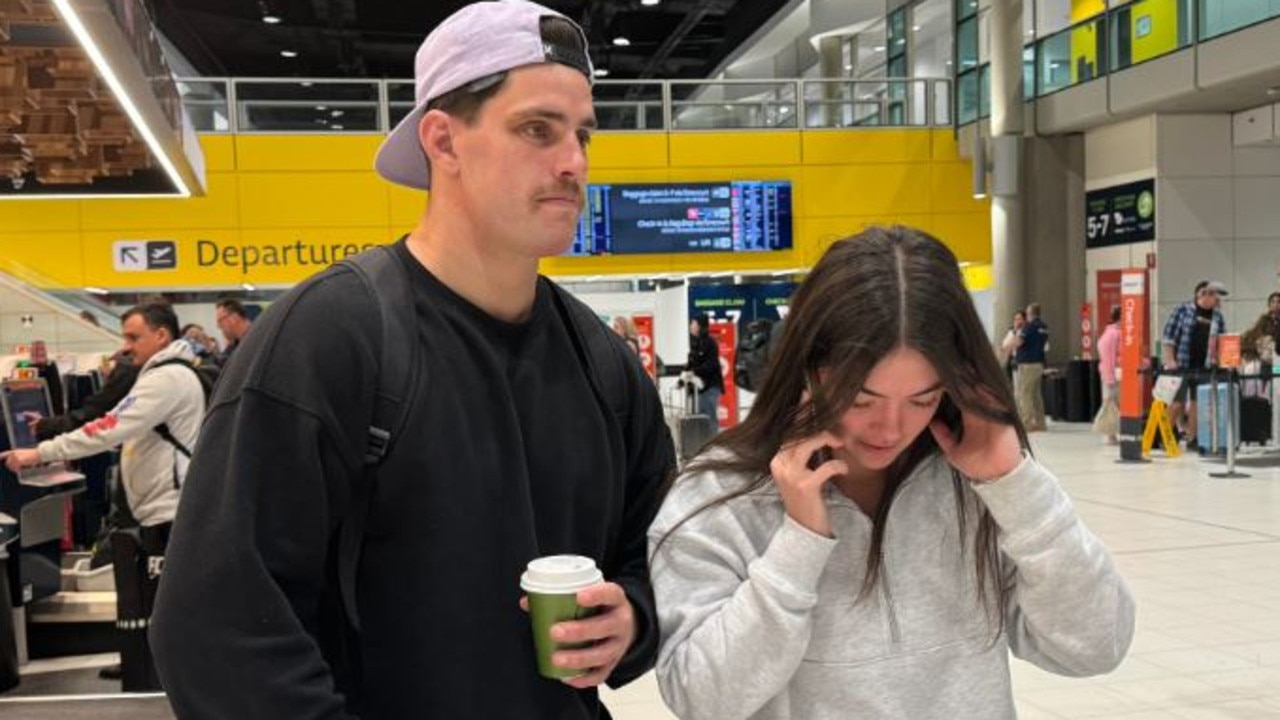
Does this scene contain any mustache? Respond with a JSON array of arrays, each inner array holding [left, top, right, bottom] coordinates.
[[535, 182, 583, 203]]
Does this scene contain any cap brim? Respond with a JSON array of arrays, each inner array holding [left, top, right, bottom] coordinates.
[[374, 103, 430, 190]]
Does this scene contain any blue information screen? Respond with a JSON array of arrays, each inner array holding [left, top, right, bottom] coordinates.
[[566, 181, 792, 256]]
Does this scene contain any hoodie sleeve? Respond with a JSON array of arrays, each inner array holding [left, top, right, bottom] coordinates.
[[36, 364, 190, 464], [971, 456, 1135, 676], [149, 269, 375, 720], [650, 486, 837, 720]]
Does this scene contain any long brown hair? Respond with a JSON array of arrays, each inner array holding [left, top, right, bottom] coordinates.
[[657, 226, 1028, 632]]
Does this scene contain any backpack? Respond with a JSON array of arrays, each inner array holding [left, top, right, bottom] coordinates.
[[149, 357, 220, 478], [734, 318, 778, 393], [334, 245, 631, 632]]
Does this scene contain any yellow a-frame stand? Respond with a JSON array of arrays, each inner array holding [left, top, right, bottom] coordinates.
[[1142, 399, 1181, 458]]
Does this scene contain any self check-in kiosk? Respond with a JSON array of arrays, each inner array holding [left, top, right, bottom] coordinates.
[[0, 378, 85, 630]]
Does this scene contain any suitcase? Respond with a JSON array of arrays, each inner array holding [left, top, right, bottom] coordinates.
[[1240, 395, 1272, 445], [1196, 384, 1238, 451], [669, 384, 717, 462]]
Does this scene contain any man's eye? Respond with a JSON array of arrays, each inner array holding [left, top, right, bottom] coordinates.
[[522, 123, 552, 141]]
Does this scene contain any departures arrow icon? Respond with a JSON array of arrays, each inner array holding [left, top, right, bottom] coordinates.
[[120, 247, 139, 265]]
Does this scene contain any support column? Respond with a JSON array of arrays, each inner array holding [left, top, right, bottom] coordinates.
[[818, 35, 847, 128], [988, 0, 1025, 342]]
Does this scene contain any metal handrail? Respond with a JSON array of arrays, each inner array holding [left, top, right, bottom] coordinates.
[[175, 76, 954, 134]]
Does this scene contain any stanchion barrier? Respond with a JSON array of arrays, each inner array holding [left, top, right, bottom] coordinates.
[[1210, 368, 1251, 479]]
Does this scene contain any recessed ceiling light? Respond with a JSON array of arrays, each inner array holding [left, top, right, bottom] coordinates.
[[613, 36, 631, 47], [593, 68, 610, 77], [874, 45, 886, 52], [844, 64, 853, 70], [330, 109, 344, 117], [331, 124, 344, 130], [641, 0, 660, 5], [912, 25, 920, 31], [300, 81, 312, 87], [316, 105, 328, 111], [262, 14, 281, 24], [779, 106, 789, 114], [280, 50, 298, 58]]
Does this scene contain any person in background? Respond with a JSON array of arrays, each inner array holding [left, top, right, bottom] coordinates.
[[27, 340, 65, 416], [180, 323, 220, 364], [2, 302, 205, 691], [1014, 303, 1049, 431], [1093, 305, 1122, 445], [684, 313, 725, 425], [996, 310, 1025, 382], [149, 3, 675, 718], [1162, 280, 1227, 451], [213, 298, 254, 365], [612, 315, 642, 355], [648, 226, 1133, 720], [29, 350, 139, 441], [1240, 291, 1280, 367]]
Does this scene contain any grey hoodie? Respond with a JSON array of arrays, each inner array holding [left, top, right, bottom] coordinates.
[[38, 340, 204, 527], [649, 453, 1134, 720]]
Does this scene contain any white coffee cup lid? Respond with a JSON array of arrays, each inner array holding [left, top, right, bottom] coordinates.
[[520, 555, 603, 594]]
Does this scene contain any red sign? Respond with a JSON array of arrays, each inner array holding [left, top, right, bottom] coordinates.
[[1080, 302, 1094, 359], [1219, 334, 1242, 369], [708, 321, 738, 428], [632, 314, 656, 379], [1119, 270, 1148, 420]]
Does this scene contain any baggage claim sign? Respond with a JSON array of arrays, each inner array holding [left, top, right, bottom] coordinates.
[[110, 238, 382, 285]]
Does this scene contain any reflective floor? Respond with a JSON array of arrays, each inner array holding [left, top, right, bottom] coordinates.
[[6, 423, 1280, 718], [602, 423, 1280, 719]]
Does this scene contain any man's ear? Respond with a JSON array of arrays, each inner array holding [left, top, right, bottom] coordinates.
[[419, 109, 458, 177]]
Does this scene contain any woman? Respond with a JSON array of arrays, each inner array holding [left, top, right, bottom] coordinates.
[[996, 310, 1025, 382], [1093, 306, 1122, 444], [611, 314, 642, 356], [649, 227, 1133, 720], [684, 314, 726, 424]]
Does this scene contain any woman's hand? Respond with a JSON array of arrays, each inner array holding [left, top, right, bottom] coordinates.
[[929, 399, 1023, 483], [770, 432, 847, 537]]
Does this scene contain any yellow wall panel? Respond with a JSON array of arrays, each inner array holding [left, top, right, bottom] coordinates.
[[0, 200, 82, 233], [1130, 0, 1180, 64], [931, 130, 960, 162], [198, 136, 237, 173], [922, 212, 992, 264], [801, 165, 930, 217], [80, 173, 241, 231], [3, 128, 988, 289], [235, 136, 385, 172], [389, 186, 427, 229], [0, 233, 85, 288], [590, 133, 669, 168], [669, 132, 801, 167], [238, 172, 390, 228], [803, 129, 931, 165], [930, 163, 991, 214]]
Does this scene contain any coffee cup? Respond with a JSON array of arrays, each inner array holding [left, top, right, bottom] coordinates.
[[520, 555, 603, 679]]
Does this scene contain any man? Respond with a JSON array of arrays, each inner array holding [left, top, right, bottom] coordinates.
[[150, 3, 675, 719], [1162, 280, 1227, 449], [2, 302, 205, 690], [1014, 302, 1049, 431], [213, 298, 253, 364]]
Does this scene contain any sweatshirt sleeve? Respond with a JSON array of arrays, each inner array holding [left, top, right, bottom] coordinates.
[[36, 366, 187, 463], [971, 456, 1135, 676], [606, 338, 678, 687], [150, 270, 375, 720], [651, 499, 837, 720]]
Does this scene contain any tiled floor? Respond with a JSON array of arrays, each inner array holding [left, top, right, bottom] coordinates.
[[601, 423, 1280, 719]]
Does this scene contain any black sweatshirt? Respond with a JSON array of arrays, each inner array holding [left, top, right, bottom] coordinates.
[[151, 241, 676, 719]]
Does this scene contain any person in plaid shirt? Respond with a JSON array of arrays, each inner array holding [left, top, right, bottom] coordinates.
[[1161, 280, 1227, 450]]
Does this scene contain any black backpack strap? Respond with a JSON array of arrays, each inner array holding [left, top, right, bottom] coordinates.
[[150, 359, 197, 480], [334, 245, 420, 632], [548, 282, 629, 421]]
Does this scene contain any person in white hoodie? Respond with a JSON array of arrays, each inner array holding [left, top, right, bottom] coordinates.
[[649, 226, 1134, 720], [2, 300, 205, 690]]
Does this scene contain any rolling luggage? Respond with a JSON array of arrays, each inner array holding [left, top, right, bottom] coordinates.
[[668, 384, 717, 462]]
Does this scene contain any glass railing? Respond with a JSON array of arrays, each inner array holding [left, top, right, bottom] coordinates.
[[1036, 14, 1108, 97], [1200, 0, 1280, 40], [176, 77, 953, 134], [1111, 0, 1194, 72]]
